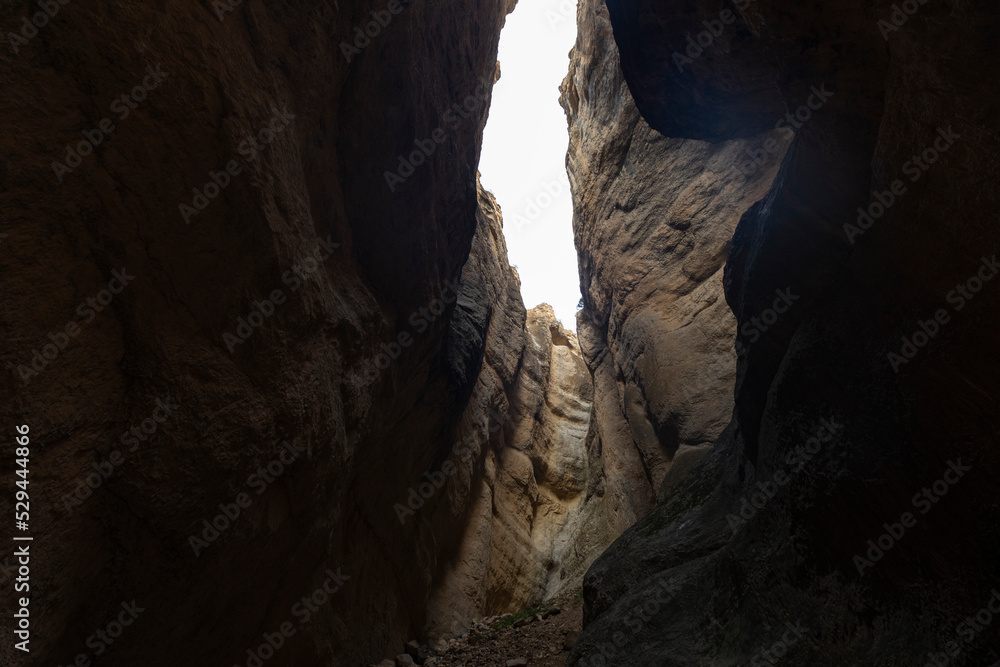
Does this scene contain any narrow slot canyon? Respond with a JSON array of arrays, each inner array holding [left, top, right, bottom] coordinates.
[[0, 0, 998, 666]]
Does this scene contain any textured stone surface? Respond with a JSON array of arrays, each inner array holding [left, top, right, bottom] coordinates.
[[0, 0, 612, 653], [569, 0, 1000, 664], [560, 0, 790, 517], [425, 299, 608, 639], [3, 0, 994, 664], [0, 1, 537, 665]]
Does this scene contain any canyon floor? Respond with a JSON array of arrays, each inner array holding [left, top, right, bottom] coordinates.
[[376, 589, 585, 667]]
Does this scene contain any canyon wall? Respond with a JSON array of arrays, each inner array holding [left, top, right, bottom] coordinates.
[[425, 295, 600, 639], [561, 0, 790, 525], [0, 0, 611, 665], [4, 0, 995, 664], [569, 0, 1000, 664], [419, 184, 613, 643]]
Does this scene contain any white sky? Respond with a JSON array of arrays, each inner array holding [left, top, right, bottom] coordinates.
[[479, 0, 581, 329]]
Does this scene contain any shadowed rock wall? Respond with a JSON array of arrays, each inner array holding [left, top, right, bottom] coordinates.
[[561, 0, 790, 528], [0, 1, 622, 663], [568, 0, 1000, 664], [0, 1, 555, 665]]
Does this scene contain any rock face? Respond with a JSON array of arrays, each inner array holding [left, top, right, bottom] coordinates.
[[0, 0, 617, 661], [560, 0, 790, 523], [568, 0, 1000, 665], [0, 0, 610, 665], [425, 298, 602, 639], [5, 0, 994, 664], [418, 182, 612, 642]]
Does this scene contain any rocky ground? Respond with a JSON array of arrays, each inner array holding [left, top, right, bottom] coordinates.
[[374, 589, 584, 667]]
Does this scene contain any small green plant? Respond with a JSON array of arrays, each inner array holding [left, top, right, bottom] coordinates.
[[491, 603, 547, 631]]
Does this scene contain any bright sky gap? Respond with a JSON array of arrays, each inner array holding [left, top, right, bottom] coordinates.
[[479, 0, 581, 329]]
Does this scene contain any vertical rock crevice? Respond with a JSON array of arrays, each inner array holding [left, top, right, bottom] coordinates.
[[0, 1, 574, 664], [7, 0, 992, 664], [423, 187, 614, 640]]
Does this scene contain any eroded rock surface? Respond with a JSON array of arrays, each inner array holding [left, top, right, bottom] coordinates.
[[0, 0, 614, 657], [424, 294, 607, 640], [560, 0, 790, 520], [569, 0, 1000, 664], [0, 1, 586, 665]]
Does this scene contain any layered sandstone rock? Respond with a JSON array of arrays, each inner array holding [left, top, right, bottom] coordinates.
[[560, 0, 791, 528], [0, 1, 549, 665], [569, 0, 1000, 664], [424, 299, 603, 639], [0, 0, 613, 660]]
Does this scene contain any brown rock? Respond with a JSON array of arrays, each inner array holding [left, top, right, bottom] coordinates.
[[561, 0, 791, 518], [0, 1, 540, 665], [424, 302, 615, 636], [567, 0, 1000, 664]]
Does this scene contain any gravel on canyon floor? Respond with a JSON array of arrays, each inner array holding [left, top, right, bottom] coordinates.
[[372, 589, 584, 667]]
